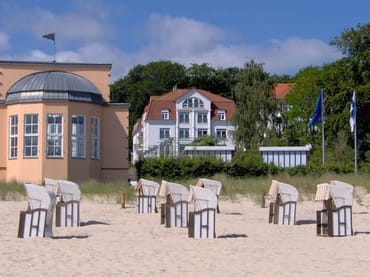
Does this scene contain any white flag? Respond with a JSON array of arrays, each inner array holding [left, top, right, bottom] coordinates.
[[350, 91, 356, 133]]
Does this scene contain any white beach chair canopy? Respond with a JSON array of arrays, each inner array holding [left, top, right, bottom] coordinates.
[[196, 178, 222, 196], [136, 178, 160, 196], [44, 177, 59, 194], [24, 183, 53, 210], [159, 181, 188, 202], [188, 185, 218, 211], [58, 180, 81, 202], [268, 180, 299, 203], [315, 181, 354, 207]]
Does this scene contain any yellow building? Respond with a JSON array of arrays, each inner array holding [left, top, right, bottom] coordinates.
[[0, 61, 129, 184]]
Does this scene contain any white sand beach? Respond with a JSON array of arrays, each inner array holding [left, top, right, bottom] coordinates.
[[1, 195, 370, 276]]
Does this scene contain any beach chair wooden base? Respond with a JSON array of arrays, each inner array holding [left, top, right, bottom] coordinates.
[[56, 201, 80, 227], [188, 208, 216, 239], [160, 203, 166, 224], [268, 198, 297, 226], [137, 195, 157, 214], [18, 208, 47, 238], [165, 201, 188, 228], [316, 206, 352, 236]]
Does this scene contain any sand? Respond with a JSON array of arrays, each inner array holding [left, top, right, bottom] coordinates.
[[1, 195, 370, 276]]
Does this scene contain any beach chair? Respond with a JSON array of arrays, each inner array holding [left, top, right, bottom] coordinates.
[[188, 185, 217, 239], [56, 179, 81, 227], [315, 181, 353, 236], [18, 183, 56, 238], [159, 181, 189, 227], [135, 178, 160, 214], [268, 180, 299, 225], [196, 178, 222, 213], [44, 177, 61, 202]]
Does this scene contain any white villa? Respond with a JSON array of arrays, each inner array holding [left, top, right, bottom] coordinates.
[[132, 88, 236, 163]]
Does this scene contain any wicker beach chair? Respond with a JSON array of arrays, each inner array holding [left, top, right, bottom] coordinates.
[[315, 181, 353, 236], [159, 181, 189, 227], [18, 183, 56, 238], [56, 179, 81, 227], [268, 180, 299, 225], [188, 185, 217, 239], [196, 178, 222, 213], [135, 178, 160, 214]]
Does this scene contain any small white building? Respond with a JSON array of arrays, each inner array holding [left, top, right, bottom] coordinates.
[[259, 144, 312, 168], [132, 88, 236, 163]]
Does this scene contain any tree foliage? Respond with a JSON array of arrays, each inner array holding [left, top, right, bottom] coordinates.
[[232, 61, 277, 150]]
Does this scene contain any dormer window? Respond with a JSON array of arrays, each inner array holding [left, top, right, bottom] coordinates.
[[182, 97, 204, 109], [217, 110, 226, 120], [161, 109, 169, 120]]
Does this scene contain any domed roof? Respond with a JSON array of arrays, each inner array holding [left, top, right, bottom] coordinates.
[[6, 71, 104, 105]]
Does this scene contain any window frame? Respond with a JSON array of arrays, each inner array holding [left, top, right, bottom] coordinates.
[[91, 117, 100, 160], [217, 110, 226, 120], [179, 128, 190, 139], [179, 112, 190, 123], [47, 114, 63, 158], [161, 109, 169, 120], [197, 128, 208, 138], [71, 115, 86, 159], [197, 112, 208, 124], [23, 114, 39, 158], [216, 128, 227, 140], [159, 128, 170, 139], [8, 115, 18, 159]]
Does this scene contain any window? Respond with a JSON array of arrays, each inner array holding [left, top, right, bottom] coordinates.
[[161, 109, 169, 120], [216, 129, 227, 140], [91, 117, 100, 159], [47, 114, 63, 157], [24, 114, 38, 158], [8, 115, 18, 159], [182, 97, 204, 109], [197, 128, 208, 137], [159, 128, 170, 139], [179, 128, 190, 139], [179, 112, 189, 123], [197, 112, 208, 123], [71, 115, 85, 158], [217, 110, 226, 120]]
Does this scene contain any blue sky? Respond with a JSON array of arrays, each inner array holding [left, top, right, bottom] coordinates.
[[0, 0, 369, 81]]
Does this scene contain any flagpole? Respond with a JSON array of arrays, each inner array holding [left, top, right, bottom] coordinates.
[[53, 39, 56, 62], [321, 89, 325, 167], [353, 91, 358, 175]]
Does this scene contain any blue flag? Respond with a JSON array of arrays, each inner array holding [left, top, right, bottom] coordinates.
[[350, 91, 356, 132], [308, 91, 323, 127]]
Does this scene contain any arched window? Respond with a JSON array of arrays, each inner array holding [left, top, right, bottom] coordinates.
[[182, 97, 204, 109]]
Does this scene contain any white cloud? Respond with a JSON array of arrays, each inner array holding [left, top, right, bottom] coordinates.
[[0, 31, 10, 51], [1, 8, 342, 81], [4, 6, 115, 45]]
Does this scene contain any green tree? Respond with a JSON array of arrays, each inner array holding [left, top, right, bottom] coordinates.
[[232, 61, 277, 150], [110, 60, 187, 152]]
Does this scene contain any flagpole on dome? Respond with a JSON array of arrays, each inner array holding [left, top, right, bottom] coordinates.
[[42, 33, 56, 62]]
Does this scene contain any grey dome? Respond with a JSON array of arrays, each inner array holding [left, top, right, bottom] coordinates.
[[6, 71, 104, 105]]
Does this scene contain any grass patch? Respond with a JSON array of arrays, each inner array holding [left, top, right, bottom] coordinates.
[[0, 181, 25, 200], [1, 173, 369, 203]]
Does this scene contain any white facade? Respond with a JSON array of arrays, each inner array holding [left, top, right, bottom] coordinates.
[[259, 144, 312, 168], [132, 89, 236, 163]]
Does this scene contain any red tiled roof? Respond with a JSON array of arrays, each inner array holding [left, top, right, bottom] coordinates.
[[145, 88, 236, 121], [273, 83, 294, 99]]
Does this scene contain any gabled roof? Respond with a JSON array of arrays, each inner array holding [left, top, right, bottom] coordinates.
[[144, 88, 236, 121], [273, 83, 294, 99]]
